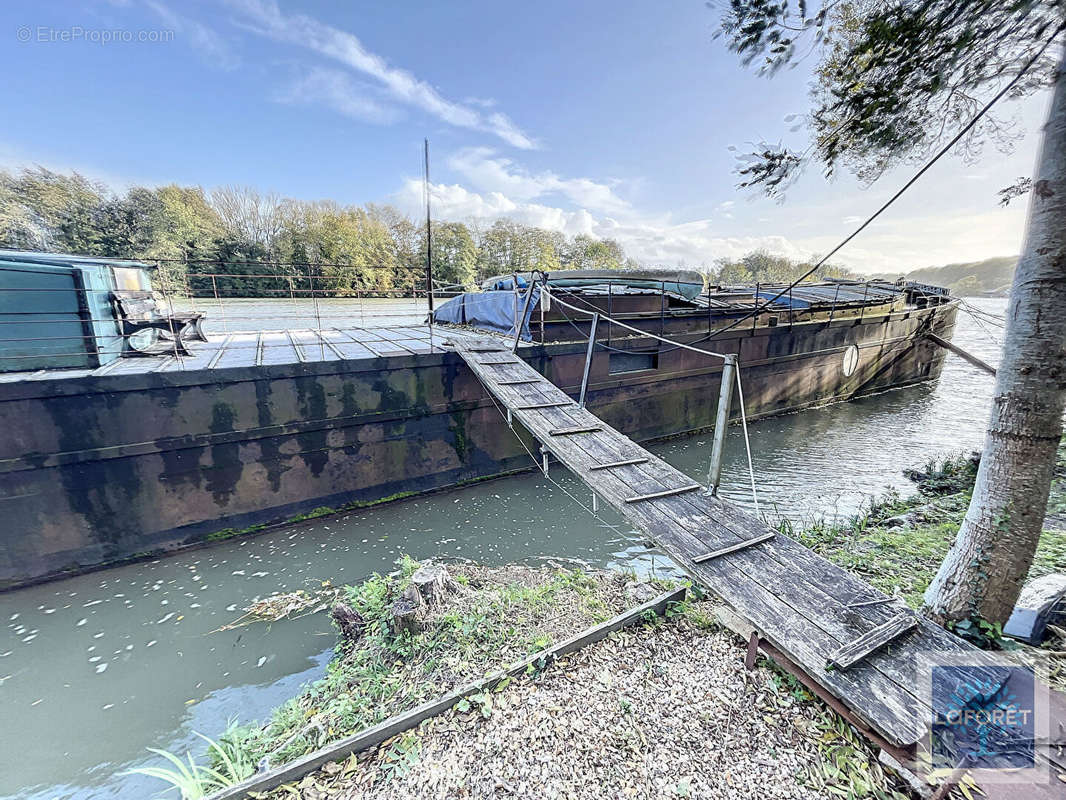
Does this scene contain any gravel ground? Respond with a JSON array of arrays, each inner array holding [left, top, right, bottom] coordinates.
[[271, 604, 898, 800]]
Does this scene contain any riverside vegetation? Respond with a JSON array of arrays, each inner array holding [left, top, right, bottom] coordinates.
[[132, 560, 916, 799], [791, 446, 1066, 658], [132, 446, 1066, 799]]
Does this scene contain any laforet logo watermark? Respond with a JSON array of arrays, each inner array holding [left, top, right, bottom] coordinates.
[[16, 26, 175, 44], [919, 652, 1049, 784]]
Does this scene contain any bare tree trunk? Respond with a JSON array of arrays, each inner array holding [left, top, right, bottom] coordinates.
[[923, 56, 1066, 625]]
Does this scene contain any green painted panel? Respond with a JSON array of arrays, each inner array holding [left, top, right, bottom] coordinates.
[[0, 261, 94, 372]]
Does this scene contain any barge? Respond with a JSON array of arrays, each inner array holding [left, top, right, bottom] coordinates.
[[0, 253, 958, 589]]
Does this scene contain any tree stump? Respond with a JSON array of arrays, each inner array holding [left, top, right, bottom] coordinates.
[[390, 584, 426, 636], [389, 562, 458, 636], [331, 601, 365, 645], [409, 562, 459, 609]]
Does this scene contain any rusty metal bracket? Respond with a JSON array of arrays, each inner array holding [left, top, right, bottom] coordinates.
[[744, 631, 760, 670]]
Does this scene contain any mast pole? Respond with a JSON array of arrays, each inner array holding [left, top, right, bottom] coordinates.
[[424, 139, 434, 348]]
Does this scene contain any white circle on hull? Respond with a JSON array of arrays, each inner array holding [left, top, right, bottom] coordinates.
[[842, 344, 859, 377]]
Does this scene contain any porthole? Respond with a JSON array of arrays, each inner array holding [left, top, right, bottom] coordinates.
[[842, 344, 859, 377]]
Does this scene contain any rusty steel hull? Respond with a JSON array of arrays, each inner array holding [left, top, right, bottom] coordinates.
[[0, 302, 957, 589]]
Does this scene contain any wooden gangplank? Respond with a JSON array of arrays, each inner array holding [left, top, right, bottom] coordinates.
[[449, 338, 1008, 751]]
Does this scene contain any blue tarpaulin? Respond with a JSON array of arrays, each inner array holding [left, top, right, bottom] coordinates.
[[755, 284, 899, 309], [432, 289, 540, 341], [755, 290, 811, 309]]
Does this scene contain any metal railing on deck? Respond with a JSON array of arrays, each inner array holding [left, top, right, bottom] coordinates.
[[0, 267, 912, 371]]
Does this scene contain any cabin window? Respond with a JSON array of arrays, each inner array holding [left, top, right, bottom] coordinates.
[[112, 267, 148, 291], [609, 351, 658, 374]]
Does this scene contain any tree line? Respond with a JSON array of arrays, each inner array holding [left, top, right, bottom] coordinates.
[[711, 251, 857, 285], [0, 166, 866, 298], [0, 167, 641, 297]]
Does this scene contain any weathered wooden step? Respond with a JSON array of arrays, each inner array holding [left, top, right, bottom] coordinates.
[[549, 425, 602, 436], [589, 457, 649, 471], [624, 484, 701, 503], [827, 614, 919, 671], [693, 532, 775, 564], [516, 401, 572, 410]]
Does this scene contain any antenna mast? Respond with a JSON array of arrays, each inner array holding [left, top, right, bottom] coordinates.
[[423, 139, 434, 329]]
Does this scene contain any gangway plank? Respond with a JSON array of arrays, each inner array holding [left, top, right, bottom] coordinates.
[[449, 337, 1013, 753]]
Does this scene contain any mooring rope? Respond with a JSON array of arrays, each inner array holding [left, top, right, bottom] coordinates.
[[734, 365, 760, 516]]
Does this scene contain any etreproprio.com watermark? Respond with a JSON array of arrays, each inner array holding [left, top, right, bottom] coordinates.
[[16, 26, 175, 44]]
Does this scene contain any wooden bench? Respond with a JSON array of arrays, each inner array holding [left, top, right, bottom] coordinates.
[[111, 290, 207, 355]]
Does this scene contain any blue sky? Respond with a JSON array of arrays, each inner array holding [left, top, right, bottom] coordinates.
[[0, 0, 1053, 272]]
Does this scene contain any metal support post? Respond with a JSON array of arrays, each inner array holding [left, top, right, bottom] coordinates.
[[512, 279, 537, 354], [578, 312, 600, 408], [707, 354, 737, 495]]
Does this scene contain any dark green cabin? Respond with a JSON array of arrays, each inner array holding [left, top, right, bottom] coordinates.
[[0, 250, 153, 372]]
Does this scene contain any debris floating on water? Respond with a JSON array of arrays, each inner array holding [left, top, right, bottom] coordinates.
[[212, 584, 342, 633]]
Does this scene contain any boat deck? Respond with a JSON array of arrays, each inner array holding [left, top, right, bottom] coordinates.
[[0, 324, 514, 383]]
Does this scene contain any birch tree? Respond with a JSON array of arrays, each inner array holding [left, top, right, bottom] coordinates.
[[715, 0, 1066, 625]]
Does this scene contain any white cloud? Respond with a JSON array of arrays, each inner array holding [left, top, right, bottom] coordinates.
[[397, 178, 598, 236], [395, 171, 1026, 274], [145, 0, 240, 69], [396, 178, 815, 267], [447, 147, 630, 214], [226, 0, 537, 148], [793, 208, 1026, 274], [274, 67, 400, 124], [485, 113, 537, 150]]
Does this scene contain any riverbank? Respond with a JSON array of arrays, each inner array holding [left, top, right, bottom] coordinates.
[[255, 603, 905, 800], [133, 446, 1066, 800], [139, 561, 913, 800], [791, 448, 1066, 661]]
